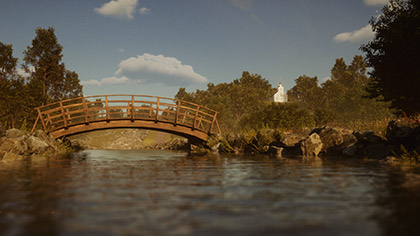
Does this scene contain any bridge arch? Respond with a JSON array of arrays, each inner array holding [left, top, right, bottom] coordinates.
[[32, 95, 221, 143]]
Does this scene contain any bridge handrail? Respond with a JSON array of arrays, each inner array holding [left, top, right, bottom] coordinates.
[[32, 94, 221, 136]]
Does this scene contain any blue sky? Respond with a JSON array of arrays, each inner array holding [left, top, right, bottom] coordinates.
[[0, 0, 389, 97]]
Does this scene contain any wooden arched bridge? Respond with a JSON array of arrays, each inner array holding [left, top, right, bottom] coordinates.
[[32, 95, 221, 143]]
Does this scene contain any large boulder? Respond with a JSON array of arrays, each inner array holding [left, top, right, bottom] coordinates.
[[301, 133, 323, 157], [386, 120, 420, 146], [27, 136, 50, 154], [281, 133, 305, 148], [6, 128, 27, 139], [315, 126, 356, 155], [0, 136, 28, 155], [1, 151, 24, 161]]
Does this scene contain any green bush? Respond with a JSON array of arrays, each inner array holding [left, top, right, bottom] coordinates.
[[240, 103, 315, 131]]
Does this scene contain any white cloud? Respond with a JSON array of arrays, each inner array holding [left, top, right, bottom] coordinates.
[[84, 54, 207, 87], [94, 0, 138, 20], [81, 76, 132, 86], [115, 53, 208, 86], [333, 24, 375, 43], [139, 7, 151, 15], [364, 0, 390, 6], [16, 66, 34, 78]]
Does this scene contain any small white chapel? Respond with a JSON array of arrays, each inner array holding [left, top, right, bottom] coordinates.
[[270, 81, 288, 103]]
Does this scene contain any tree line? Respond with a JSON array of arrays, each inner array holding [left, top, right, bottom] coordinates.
[[0, 27, 83, 129], [177, 0, 420, 133], [176, 56, 394, 133]]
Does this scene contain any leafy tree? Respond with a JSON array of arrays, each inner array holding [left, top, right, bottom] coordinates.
[[175, 71, 275, 132], [361, 0, 420, 115], [23, 27, 82, 105], [0, 43, 27, 128], [287, 75, 323, 111], [0, 42, 18, 81]]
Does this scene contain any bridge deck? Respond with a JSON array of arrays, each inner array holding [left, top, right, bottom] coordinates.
[[32, 95, 220, 142]]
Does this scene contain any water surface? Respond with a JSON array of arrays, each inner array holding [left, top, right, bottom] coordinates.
[[1, 150, 420, 235]]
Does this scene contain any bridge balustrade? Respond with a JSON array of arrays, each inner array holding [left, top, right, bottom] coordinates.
[[33, 95, 220, 140]]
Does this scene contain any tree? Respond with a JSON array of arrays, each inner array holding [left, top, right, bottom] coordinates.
[[361, 0, 420, 115], [0, 42, 18, 81], [0, 42, 27, 128], [287, 75, 323, 111], [175, 71, 275, 132], [23, 27, 82, 105]]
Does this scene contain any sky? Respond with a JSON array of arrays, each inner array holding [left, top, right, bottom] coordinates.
[[0, 0, 390, 98]]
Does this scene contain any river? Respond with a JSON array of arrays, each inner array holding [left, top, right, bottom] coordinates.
[[1, 150, 420, 235]]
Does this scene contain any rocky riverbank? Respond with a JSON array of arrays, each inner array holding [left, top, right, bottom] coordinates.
[[0, 129, 76, 161], [208, 120, 420, 162]]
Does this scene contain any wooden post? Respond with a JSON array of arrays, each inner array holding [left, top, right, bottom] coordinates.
[[83, 98, 89, 125], [209, 112, 217, 134], [131, 95, 135, 122], [105, 96, 109, 121], [174, 100, 180, 125], [47, 113, 53, 128], [155, 97, 160, 122], [31, 115, 40, 134], [60, 101, 67, 128], [192, 105, 199, 130], [37, 108, 46, 131], [66, 108, 71, 124], [182, 110, 187, 124]]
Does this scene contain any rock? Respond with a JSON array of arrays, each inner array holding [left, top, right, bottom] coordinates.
[[386, 120, 420, 143], [402, 174, 420, 189], [383, 156, 398, 163], [0, 136, 28, 155], [343, 144, 358, 157], [27, 136, 49, 154], [318, 127, 343, 153], [360, 143, 389, 159], [269, 146, 284, 158], [301, 133, 323, 157], [6, 129, 26, 139], [1, 151, 25, 160], [354, 130, 384, 144], [281, 133, 305, 148], [211, 143, 221, 154]]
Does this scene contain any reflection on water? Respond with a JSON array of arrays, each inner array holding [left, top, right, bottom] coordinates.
[[1, 150, 420, 235]]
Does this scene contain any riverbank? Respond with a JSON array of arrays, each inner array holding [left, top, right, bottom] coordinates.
[[207, 120, 420, 163], [0, 129, 76, 161]]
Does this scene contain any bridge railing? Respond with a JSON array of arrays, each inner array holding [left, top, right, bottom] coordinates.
[[33, 95, 221, 135]]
